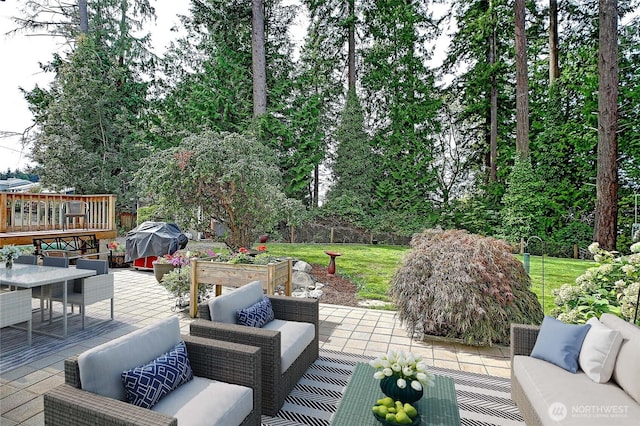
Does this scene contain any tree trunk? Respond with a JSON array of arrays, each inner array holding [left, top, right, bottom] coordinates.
[[347, 0, 356, 91], [514, 0, 529, 159], [489, 12, 498, 182], [594, 0, 618, 250], [313, 164, 319, 208], [251, 0, 267, 117], [549, 0, 560, 85], [79, 0, 88, 34]]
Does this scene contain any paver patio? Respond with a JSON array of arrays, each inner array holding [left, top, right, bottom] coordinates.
[[0, 268, 510, 425]]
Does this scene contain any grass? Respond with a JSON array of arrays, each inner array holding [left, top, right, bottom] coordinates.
[[515, 254, 595, 315], [264, 243, 407, 301], [258, 243, 595, 312]]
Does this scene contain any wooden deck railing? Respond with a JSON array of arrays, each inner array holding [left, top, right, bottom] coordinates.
[[0, 193, 117, 233]]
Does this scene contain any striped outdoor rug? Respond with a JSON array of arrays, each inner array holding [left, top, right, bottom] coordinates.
[[262, 349, 524, 426], [0, 308, 138, 374]]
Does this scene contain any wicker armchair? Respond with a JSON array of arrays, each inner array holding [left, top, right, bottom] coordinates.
[[192, 292, 319, 416], [44, 323, 261, 425]]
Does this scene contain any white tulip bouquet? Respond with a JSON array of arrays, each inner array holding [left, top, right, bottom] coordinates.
[[370, 349, 435, 391]]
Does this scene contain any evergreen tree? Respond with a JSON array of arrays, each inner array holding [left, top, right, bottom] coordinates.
[[324, 89, 374, 225], [21, 0, 154, 205], [361, 0, 441, 233], [501, 157, 545, 243]]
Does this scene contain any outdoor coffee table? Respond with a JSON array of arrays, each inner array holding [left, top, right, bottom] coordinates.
[[331, 363, 461, 426]]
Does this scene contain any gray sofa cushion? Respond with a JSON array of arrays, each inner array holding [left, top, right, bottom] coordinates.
[[600, 313, 640, 404], [208, 280, 264, 324], [513, 355, 640, 425], [78, 316, 182, 401], [151, 377, 253, 426], [262, 319, 315, 372]]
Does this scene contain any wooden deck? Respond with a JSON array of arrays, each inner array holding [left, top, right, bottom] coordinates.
[[0, 228, 117, 246], [1, 193, 118, 246]]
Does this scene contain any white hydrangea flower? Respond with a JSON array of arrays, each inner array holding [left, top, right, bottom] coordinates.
[[621, 264, 636, 275], [588, 242, 600, 254], [614, 279, 627, 290], [631, 242, 640, 253], [598, 264, 613, 274]]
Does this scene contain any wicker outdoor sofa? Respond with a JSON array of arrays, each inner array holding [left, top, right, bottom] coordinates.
[[192, 280, 319, 416], [510, 314, 640, 425], [44, 317, 262, 426]]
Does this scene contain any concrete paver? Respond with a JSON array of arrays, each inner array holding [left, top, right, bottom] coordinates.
[[1, 267, 510, 425]]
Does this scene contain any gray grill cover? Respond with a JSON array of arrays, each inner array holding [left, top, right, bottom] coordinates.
[[125, 221, 188, 262]]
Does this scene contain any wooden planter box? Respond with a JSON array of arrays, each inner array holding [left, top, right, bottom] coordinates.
[[189, 258, 292, 318]]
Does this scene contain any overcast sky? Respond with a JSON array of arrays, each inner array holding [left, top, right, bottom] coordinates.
[[0, 1, 193, 173]]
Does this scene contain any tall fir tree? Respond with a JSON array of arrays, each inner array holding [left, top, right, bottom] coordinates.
[[360, 0, 441, 233], [21, 0, 154, 206]]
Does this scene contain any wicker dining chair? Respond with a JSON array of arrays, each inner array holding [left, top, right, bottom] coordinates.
[[0, 288, 32, 351], [49, 259, 114, 329]]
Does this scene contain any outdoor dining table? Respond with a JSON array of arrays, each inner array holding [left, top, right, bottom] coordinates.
[[0, 263, 96, 338]]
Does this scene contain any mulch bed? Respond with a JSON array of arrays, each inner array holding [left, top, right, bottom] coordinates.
[[308, 263, 359, 307]]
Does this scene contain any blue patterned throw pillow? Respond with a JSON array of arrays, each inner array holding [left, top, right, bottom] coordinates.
[[121, 340, 193, 409], [237, 296, 275, 328]]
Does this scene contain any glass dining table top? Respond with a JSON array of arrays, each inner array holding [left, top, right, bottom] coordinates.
[[0, 263, 96, 287]]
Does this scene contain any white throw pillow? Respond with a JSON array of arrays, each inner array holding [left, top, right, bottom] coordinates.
[[578, 317, 623, 383]]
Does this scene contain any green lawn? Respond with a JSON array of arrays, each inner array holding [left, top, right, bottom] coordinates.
[[263, 243, 595, 311], [264, 243, 407, 301], [515, 254, 595, 315]]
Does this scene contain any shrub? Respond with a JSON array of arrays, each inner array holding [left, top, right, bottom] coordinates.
[[500, 157, 545, 243], [389, 229, 543, 346], [551, 242, 640, 325], [135, 131, 302, 251], [160, 266, 211, 306]]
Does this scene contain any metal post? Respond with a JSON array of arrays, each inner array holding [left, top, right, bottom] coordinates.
[[634, 284, 639, 325], [523, 252, 530, 273], [526, 236, 545, 315]]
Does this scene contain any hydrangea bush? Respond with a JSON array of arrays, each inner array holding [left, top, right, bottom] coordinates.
[[551, 242, 640, 325]]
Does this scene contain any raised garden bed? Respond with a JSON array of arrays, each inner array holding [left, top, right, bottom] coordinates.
[[188, 258, 292, 318]]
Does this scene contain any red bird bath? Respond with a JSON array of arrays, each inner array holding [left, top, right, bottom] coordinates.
[[324, 251, 342, 276]]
